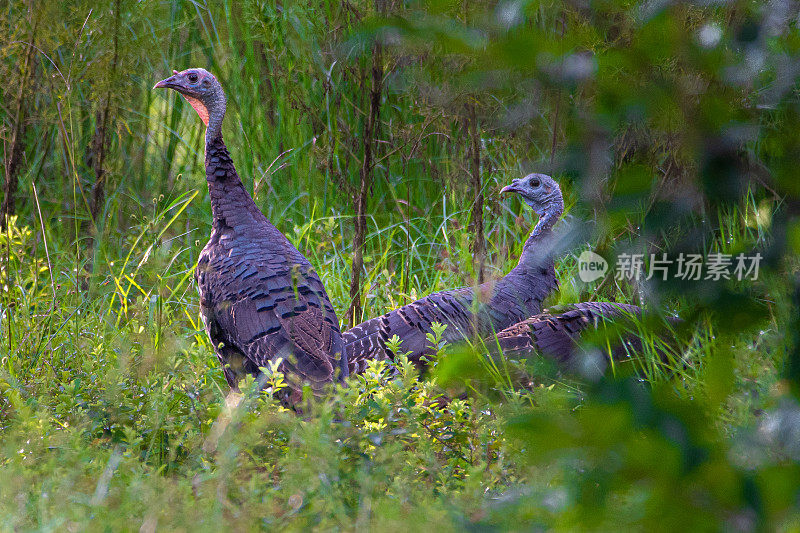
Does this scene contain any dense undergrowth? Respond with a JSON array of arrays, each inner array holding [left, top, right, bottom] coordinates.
[[1, 202, 796, 530], [3, 0, 800, 530]]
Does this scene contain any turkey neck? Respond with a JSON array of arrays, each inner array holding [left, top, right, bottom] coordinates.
[[517, 208, 560, 269], [204, 134, 262, 231], [503, 204, 562, 288]]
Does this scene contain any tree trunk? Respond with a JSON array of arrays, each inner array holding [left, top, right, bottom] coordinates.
[[88, 0, 121, 229], [81, 0, 122, 290], [1, 15, 39, 230], [346, 27, 383, 328], [550, 14, 566, 166], [89, 104, 111, 224], [466, 102, 485, 283]]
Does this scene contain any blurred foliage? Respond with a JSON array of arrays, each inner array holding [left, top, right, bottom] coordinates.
[[1, 0, 800, 529]]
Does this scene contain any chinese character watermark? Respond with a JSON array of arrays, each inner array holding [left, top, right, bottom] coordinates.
[[612, 252, 761, 282], [578, 251, 763, 282], [615, 253, 645, 281], [647, 253, 671, 281]]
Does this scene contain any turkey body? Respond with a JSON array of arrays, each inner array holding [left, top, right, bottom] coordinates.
[[197, 138, 347, 399], [494, 301, 644, 363], [344, 252, 558, 374], [154, 68, 348, 402]]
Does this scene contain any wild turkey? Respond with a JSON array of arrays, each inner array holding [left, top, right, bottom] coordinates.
[[155, 68, 347, 402], [493, 301, 679, 369], [344, 173, 564, 373]]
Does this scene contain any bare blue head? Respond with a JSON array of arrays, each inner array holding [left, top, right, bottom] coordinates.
[[155, 68, 227, 142], [502, 173, 564, 263], [501, 173, 563, 219]]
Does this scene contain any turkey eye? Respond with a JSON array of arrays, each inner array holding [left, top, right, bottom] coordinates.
[[188, 73, 198, 83], [531, 178, 541, 187]]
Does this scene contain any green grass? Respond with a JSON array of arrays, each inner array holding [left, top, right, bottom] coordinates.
[[0, 189, 789, 529]]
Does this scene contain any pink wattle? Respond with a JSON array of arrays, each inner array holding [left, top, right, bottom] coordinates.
[[182, 95, 209, 126]]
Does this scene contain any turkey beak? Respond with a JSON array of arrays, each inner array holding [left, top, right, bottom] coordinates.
[[501, 181, 521, 196], [154, 72, 180, 90]]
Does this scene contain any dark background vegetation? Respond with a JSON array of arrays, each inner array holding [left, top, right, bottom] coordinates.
[[2, 0, 800, 529]]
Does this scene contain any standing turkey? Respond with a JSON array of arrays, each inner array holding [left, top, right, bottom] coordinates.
[[155, 68, 347, 402], [344, 173, 564, 373]]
